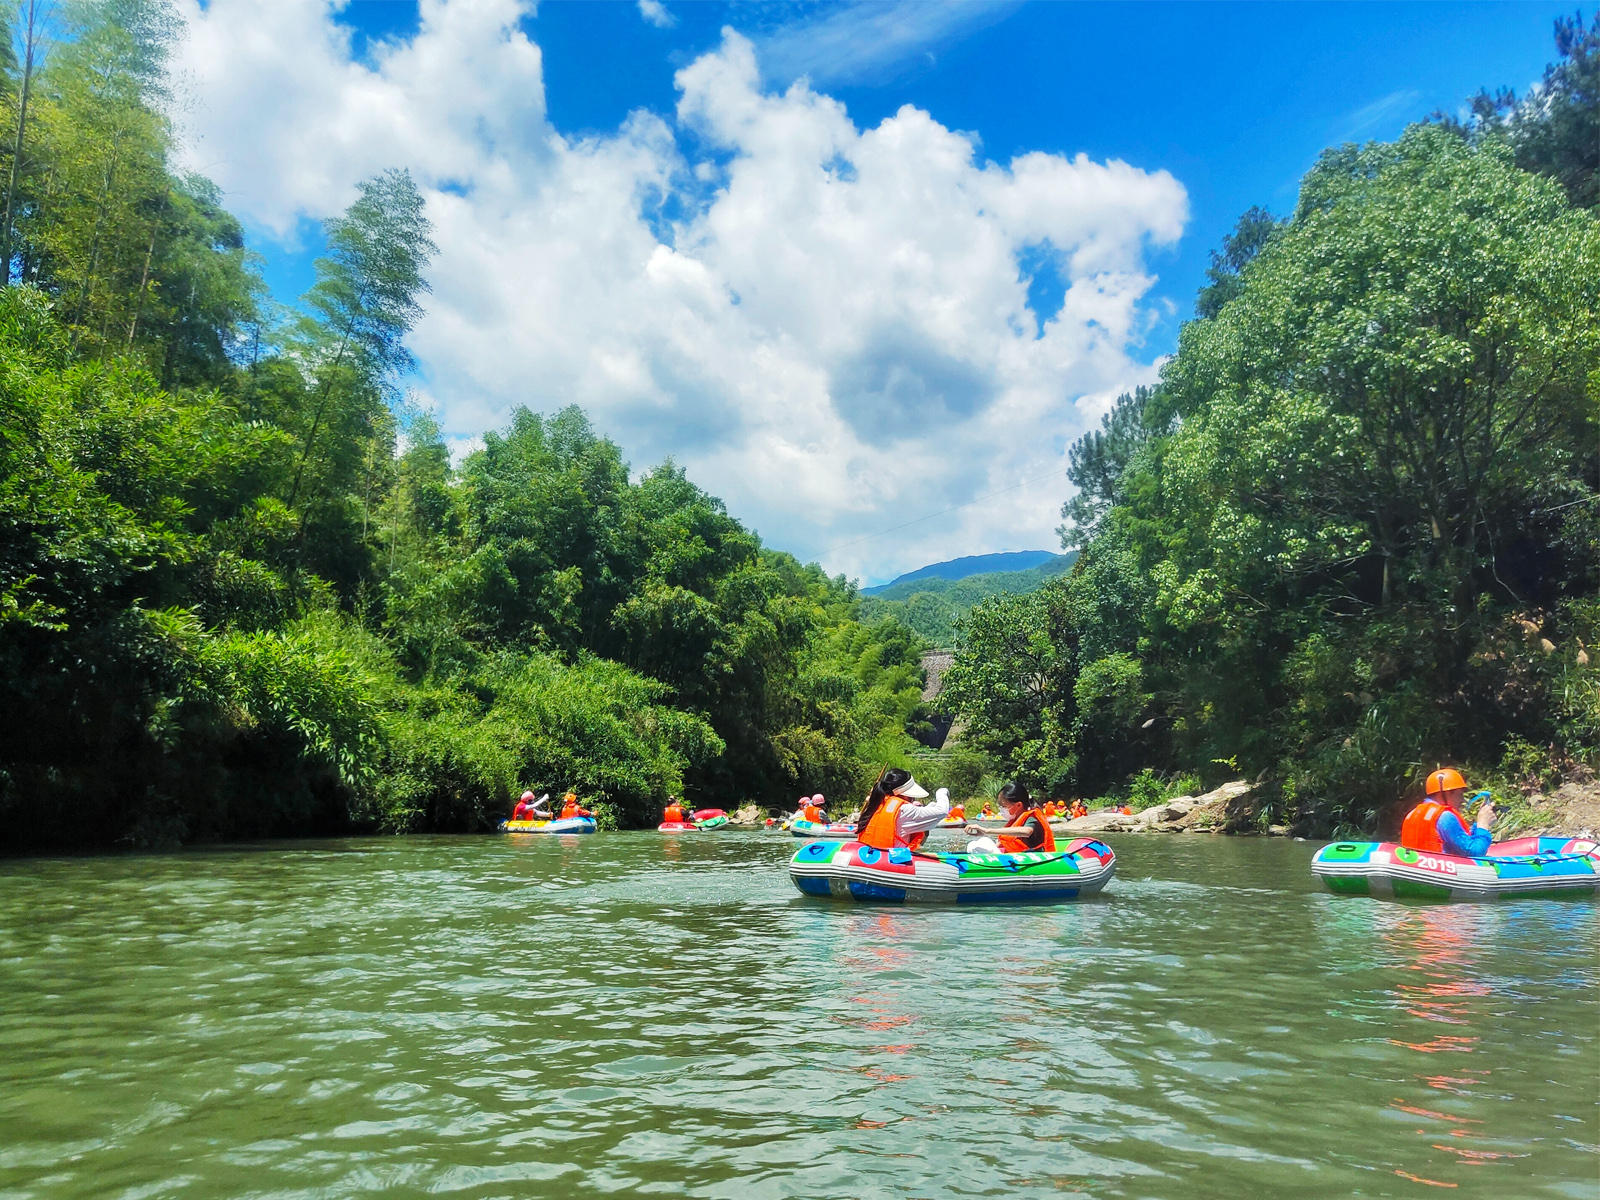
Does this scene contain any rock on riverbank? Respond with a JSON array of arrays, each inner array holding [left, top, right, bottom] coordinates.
[[1054, 782, 1260, 836]]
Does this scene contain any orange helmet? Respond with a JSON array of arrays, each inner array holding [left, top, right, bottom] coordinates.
[[1425, 768, 1466, 797]]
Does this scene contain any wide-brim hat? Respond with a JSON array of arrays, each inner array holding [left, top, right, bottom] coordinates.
[[891, 776, 929, 800]]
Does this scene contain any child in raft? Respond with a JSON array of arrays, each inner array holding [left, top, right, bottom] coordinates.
[[796, 794, 827, 823], [853, 769, 951, 850], [965, 782, 1056, 854], [559, 792, 594, 820]]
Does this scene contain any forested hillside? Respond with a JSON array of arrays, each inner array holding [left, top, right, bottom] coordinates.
[[861, 553, 1077, 647], [942, 14, 1600, 832], [0, 0, 930, 848]]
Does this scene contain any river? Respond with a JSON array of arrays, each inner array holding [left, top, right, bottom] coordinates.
[[2, 832, 1595, 1199]]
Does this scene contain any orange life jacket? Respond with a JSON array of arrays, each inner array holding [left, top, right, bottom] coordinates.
[[664, 804, 684, 823], [998, 808, 1056, 854], [860, 796, 906, 849], [949, 805, 965, 820], [801, 804, 824, 823], [562, 800, 590, 819], [1070, 801, 1088, 819], [1400, 800, 1454, 853]]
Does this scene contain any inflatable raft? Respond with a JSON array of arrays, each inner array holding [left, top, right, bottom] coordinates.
[[1313, 836, 1600, 901], [498, 816, 597, 835], [790, 817, 856, 839], [658, 809, 730, 832], [790, 837, 1115, 903]]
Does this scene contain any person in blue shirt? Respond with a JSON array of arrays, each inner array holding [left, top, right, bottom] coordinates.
[[1400, 769, 1496, 857]]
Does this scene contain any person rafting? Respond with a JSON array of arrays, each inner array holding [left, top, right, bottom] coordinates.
[[560, 792, 593, 820], [800, 794, 827, 823], [1069, 799, 1088, 819], [663, 799, 687, 824], [512, 791, 550, 821], [1400, 768, 1495, 857], [856, 770, 950, 850], [966, 782, 1056, 854]]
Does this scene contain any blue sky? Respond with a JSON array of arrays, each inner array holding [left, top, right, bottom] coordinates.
[[281, 0, 1572, 361], [182, 1, 1576, 581]]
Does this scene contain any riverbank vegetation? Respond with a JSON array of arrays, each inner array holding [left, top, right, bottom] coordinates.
[[0, 1, 931, 848], [942, 15, 1600, 834]]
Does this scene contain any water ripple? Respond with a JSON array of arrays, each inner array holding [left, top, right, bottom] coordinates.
[[1, 833, 1595, 1199]]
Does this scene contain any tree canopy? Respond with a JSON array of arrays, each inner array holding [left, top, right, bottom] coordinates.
[[0, 3, 934, 848], [943, 61, 1600, 830]]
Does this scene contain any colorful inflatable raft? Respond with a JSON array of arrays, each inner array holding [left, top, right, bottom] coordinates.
[[790, 817, 857, 839], [790, 837, 1115, 903], [659, 809, 730, 832], [497, 816, 597, 835], [1312, 836, 1600, 901]]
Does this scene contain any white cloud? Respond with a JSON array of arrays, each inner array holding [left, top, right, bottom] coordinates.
[[173, 3, 1188, 583], [755, 0, 1021, 88], [637, 0, 675, 30]]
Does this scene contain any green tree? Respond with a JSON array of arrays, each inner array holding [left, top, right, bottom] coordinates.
[[1452, 11, 1599, 209], [286, 168, 435, 512]]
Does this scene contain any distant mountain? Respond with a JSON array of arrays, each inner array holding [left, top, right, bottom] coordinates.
[[859, 551, 1078, 647], [862, 551, 1061, 596]]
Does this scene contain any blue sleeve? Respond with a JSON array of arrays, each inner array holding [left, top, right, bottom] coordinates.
[[1437, 810, 1492, 857]]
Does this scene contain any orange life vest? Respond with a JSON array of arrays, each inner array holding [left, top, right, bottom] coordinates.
[[664, 804, 684, 823], [998, 808, 1056, 853], [801, 804, 824, 823], [949, 805, 965, 820], [1400, 800, 1454, 853], [1070, 801, 1087, 819], [562, 800, 589, 819], [860, 796, 906, 849]]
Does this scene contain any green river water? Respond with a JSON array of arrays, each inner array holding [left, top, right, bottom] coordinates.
[[1, 832, 1596, 1199]]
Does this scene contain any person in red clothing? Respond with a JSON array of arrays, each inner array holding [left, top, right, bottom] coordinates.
[[1399, 768, 1495, 857], [512, 791, 550, 820], [663, 800, 686, 824]]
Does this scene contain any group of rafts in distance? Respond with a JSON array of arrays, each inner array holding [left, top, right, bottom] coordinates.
[[498, 767, 1600, 905]]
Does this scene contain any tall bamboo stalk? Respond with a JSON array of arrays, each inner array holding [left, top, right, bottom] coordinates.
[[2, 1, 44, 284]]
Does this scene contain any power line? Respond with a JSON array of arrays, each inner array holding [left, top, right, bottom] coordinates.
[[821, 467, 1071, 557]]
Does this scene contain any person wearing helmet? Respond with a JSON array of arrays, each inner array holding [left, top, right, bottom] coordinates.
[[560, 792, 593, 820], [800, 794, 827, 823], [1399, 768, 1495, 857], [513, 791, 552, 820]]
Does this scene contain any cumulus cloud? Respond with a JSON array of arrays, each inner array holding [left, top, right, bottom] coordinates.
[[172, 1, 1187, 582]]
